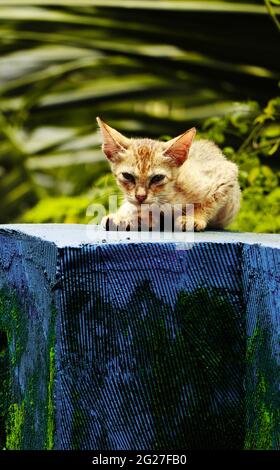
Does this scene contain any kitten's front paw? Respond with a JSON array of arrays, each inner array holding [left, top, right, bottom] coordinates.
[[175, 215, 194, 232], [194, 217, 207, 232], [175, 215, 207, 232], [101, 213, 139, 231]]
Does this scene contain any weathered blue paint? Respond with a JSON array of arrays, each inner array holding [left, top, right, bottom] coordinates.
[[0, 225, 279, 450]]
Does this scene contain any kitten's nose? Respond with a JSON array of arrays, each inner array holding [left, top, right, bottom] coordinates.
[[136, 194, 147, 203]]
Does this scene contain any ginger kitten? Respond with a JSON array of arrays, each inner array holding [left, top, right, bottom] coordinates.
[[97, 117, 241, 231]]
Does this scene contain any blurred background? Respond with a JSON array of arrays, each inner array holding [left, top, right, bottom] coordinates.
[[0, 0, 279, 232]]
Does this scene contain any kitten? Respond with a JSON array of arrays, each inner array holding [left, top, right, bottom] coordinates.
[[97, 117, 241, 231]]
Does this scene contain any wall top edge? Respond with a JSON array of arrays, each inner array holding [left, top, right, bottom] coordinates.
[[0, 224, 279, 249]]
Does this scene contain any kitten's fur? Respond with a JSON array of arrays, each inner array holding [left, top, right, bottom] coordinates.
[[97, 117, 241, 231]]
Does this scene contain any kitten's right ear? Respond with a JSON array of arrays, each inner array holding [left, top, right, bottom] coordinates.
[[163, 127, 196, 166], [96, 117, 129, 162]]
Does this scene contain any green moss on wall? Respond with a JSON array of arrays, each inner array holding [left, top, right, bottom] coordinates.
[[71, 402, 89, 450], [254, 373, 274, 449], [0, 289, 25, 449], [0, 287, 56, 450], [135, 284, 246, 450], [245, 318, 280, 450], [5, 402, 25, 450], [0, 290, 28, 370], [46, 347, 55, 450]]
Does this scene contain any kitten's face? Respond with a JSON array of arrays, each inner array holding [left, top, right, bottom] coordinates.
[[97, 118, 196, 206], [112, 140, 176, 205]]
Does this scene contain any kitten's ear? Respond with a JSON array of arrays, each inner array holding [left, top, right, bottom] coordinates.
[[163, 127, 196, 165], [96, 117, 129, 161]]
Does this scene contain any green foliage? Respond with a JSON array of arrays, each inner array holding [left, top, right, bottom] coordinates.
[[201, 97, 280, 233], [22, 97, 280, 233], [0, 1, 279, 232], [22, 173, 122, 223]]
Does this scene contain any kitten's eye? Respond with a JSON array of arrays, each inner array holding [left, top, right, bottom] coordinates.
[[150, 174, 165, 185], [122, 172, 135, 183]]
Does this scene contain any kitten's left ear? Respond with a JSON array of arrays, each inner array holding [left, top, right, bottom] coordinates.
[[96, 117, 129, 162], [163, 127, 196, 165]]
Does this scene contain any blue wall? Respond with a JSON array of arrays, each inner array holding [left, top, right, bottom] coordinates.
[[0, 227, 279, 450]]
